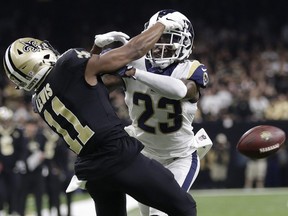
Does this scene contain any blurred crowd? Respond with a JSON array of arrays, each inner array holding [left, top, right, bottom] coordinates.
[[1, 0, 288, 215], [0, 106, 76, 216], [195, 19, 288, 122]]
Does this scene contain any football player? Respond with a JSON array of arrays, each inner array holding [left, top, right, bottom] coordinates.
[[3, 12, 197, 216], [0, 106, 24, 216], [98, 9, 211, 216], [17, 119, 46, 216]]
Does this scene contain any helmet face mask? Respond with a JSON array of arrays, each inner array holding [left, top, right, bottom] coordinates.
[[145, 9, 194, 69], [3, 38, 59, 91]]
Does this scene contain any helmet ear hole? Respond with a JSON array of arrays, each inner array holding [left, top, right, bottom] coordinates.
[[44, 54, 50, 59], [17, 49, 23, 55]]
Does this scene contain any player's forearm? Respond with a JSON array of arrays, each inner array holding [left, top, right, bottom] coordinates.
[[97, 23, 165, 73], [134, 69, 187, 100], [127, 23, 165, 60]]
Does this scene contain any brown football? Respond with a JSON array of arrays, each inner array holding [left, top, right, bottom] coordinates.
[[236, 125, 286, 159]]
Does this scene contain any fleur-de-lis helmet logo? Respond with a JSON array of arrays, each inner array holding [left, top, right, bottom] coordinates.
[[21, 40, 40, 52]]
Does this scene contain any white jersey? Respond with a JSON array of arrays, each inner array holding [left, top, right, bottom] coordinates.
[[124, 57, 208, 159]]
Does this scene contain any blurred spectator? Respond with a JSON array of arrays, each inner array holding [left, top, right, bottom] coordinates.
[[265, 94, 288, 120], [248, 88, 270, 120], [207, 133, 230, 188], [244, 158, 267, 189], [42, 122, 77, 216], [0, 107, 24, 216], [1, 81, 25, 111], [42, 124, 63, 216], [18, 119, 46, 216], [228, 90, 253, 121], [13, 99, 31, 129]]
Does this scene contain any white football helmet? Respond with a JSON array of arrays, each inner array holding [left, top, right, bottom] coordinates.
[[145, 9, 194, 69], [0, 106, 13, 121], [3, 37, 59, 91]]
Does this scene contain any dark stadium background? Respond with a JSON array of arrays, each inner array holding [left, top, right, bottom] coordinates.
[[1, 0, 286, 52]]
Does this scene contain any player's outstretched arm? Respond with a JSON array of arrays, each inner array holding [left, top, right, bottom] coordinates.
[[121, 68, 200, 101], [87, 12, 184, 74], [132, 68, 187, 100], [88, 22, 165, 75]]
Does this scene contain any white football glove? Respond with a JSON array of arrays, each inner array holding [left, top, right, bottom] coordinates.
[[94, 31, 130, 48], [157, 12, 185, 31]]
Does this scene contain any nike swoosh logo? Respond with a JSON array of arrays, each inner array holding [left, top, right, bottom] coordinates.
[[202, 68, 207, 72]]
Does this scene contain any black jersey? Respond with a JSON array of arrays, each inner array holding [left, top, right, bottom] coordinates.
[[0, 126, 23, 171], [33, 48, 129, 156]]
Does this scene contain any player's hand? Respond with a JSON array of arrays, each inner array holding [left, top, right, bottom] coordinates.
[[157, 12, 184, 31], [118, 66, 135, 79], [94, 31, 130, 47]]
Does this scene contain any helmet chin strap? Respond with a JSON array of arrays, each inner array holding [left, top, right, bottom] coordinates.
[[151, 60, 174, 69]]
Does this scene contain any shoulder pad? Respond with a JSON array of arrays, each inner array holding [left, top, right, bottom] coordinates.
[[187, 61, 209, 88]]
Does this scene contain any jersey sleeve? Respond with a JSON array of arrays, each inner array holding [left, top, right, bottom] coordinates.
[[187, 60, 209, 88], [130, 56, 146, 70]]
